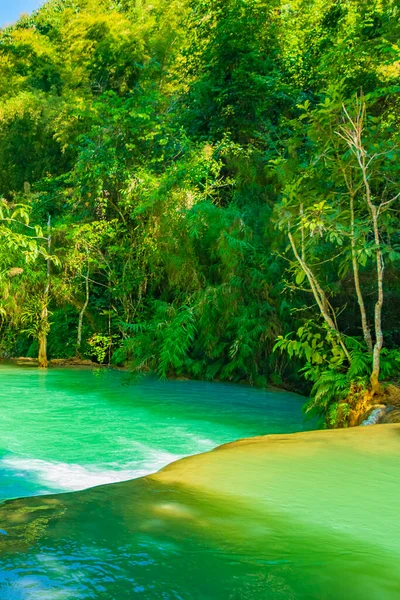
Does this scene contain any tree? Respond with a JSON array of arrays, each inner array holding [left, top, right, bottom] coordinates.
[[337, 98, 399, 392], [274, 92, 400, 425], [0, 0, 399, 415], [0, 198, 50, 362]]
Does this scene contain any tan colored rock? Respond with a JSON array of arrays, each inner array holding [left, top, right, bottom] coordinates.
[[380, 408, 400, 423], [383, 384, 400, 407]]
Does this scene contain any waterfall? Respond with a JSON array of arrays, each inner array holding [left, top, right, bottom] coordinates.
[[360, 407, 386, 426]]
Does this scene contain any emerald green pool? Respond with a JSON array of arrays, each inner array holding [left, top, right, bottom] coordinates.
[[0, 364, 309, 501], [0, 364, 398, 599]]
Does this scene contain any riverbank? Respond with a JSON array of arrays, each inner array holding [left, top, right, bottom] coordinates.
[[9, 356, 105, 368]]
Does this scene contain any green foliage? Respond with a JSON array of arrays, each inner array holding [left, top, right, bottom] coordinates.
[[47, 307, 83, 359], [20, 297, 51, 339], [0, 0, 398, 419], [274, 322, 347, 368], [275, 323, 400, 426], [119, 302, 196, 377], [88, 333, 115, 364]]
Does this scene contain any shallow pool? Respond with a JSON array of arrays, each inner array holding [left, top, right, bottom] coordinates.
[[0, 364, 309, 500]]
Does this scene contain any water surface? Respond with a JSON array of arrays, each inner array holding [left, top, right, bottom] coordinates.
[[2, 365, 396, 599], [0, 425, 398, 599], [0, 363, 309, 500]]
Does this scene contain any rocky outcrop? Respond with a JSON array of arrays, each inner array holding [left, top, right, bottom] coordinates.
[[358, 384, 400, 426], [50, 358, 97, 367], [360, 406, 387, 425], [361, 402, 400, 425], [383, 384, 400, 407], [379, 407, 400, 423]]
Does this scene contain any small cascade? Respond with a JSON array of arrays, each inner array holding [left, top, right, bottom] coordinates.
[[360, 407, 386, 426]]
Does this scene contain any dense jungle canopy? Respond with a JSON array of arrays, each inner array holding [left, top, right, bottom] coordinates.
[[0, 0, 399, 425]]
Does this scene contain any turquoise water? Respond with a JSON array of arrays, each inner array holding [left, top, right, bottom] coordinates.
[[0, 425, 399, 599], [0, 365, 399, 599], [0, 363, 309, 500]]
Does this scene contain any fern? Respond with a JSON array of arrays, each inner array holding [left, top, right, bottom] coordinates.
[[157, 306, 196, 378]]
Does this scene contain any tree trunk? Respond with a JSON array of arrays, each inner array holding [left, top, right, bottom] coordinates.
[[349, 192, 373, 352], [339, 100, 385, 394], [77, 262, 90, 355], [288, 230, 352, 365], [38, 215, 51, 369], [370, 204, 384, 393], [38, 306, 48, 368], [358, 145, 384, 393]]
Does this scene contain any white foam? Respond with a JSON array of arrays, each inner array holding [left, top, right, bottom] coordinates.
[[360, 407, 386, 426], [1, 451, 185, 493], [0, 434, 220, 494]]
